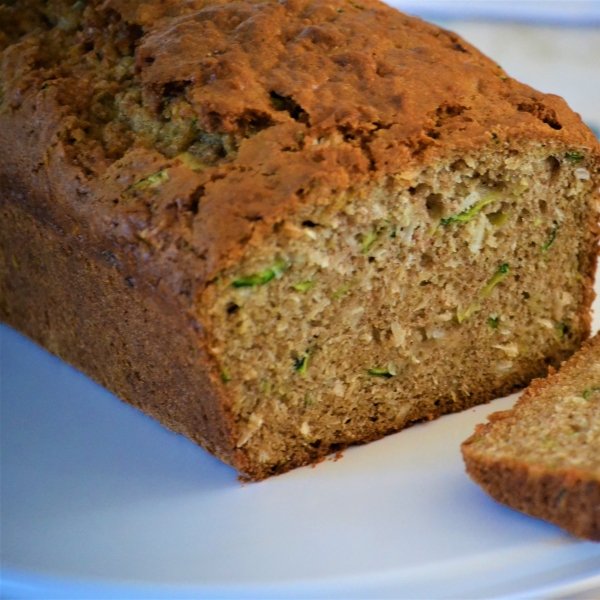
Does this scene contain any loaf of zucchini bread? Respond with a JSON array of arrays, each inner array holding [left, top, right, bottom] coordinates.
[[1, 0, 599, 480], [462, 333, 600, 540]]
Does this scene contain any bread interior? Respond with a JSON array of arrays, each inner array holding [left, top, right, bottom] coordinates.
[[204, 144, 597, 474]]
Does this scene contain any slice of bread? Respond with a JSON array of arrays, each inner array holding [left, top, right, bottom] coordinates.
[[462, 334, 600, 540]]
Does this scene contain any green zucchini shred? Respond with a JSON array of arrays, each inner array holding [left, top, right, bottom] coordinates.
[[128, 169, 169, 191], [332, 282, 350, 298], [361, 231, 378, 254], [557, 322, 567, 339], [441, 191, 500, 226], [293, 280, 315, 293], [221, 367, 231, 383], [488, 315, 500, 329], [457, 303, 480, 324], [294, 348, 312, 375], [583, 387, 600, 400], [480, 263, 510, 299], [367, 368, 394, 378], [459, 265, 509, 324], [232, 257, 289, 288], [542, 221, 559, 252], [565, 151, 584, 161]]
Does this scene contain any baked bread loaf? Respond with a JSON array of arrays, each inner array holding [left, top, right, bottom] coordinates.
[[1, 0, 599, 480], [462, 333, 600, 540]]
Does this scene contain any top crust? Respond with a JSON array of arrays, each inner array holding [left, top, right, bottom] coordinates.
[[1, 0, 599, 289], [2, 0, 600, 482]]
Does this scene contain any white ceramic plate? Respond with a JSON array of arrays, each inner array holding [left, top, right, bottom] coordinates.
[[2, 277, 600, 600]]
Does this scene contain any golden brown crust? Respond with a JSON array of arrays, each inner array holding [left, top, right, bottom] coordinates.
[[463, 453, 600, 541], [1, 0, 598, 283], [85, 1, 600, 279]]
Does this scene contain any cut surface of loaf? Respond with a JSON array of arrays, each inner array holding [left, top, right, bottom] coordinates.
[[462, 334, 600, 540], [1, 0, 599, 480]]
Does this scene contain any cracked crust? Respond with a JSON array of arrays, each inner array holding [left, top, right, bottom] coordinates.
[[1, 0, 596, 285]]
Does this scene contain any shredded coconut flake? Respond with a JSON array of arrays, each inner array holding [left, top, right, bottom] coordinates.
[[236, 413, 263, 447], [496, 361, 514, 373], [333, 380, 345, 397], [391, 322, 406, 347], [493, 343, 519, 358]]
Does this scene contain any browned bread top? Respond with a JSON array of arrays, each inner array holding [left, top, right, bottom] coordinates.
[[1, 0, 598, 289], [3, 0, 600, 482], [462, 334, 600, 540]]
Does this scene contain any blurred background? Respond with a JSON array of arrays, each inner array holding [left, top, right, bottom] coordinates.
[[390, 1, 600, 142]]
